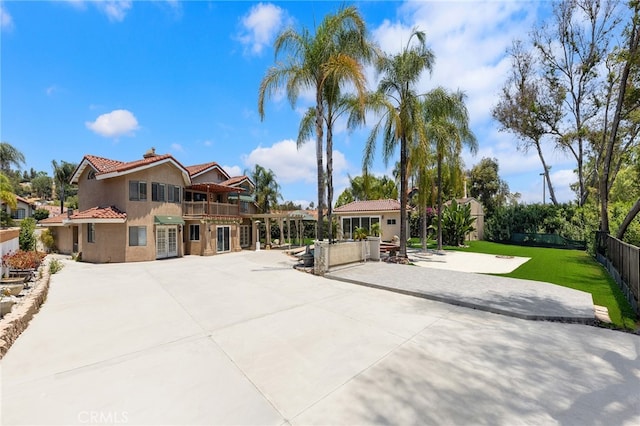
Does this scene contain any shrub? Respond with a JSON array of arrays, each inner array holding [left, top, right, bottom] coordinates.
[[49, 259, 63, 274], [19, 217, 37, 251], [2, 250, 46, 270], [432, 200, 476, 246], [33, 208, 50, 221], [40, 229, 56, 252], [0, 211, 14, 228]]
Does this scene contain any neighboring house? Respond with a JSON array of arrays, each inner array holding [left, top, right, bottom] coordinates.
[[444, 197, 485, 241], [39, 149, 259, 263], [2, 195, 36, 222], [334, 199, 405, 242]]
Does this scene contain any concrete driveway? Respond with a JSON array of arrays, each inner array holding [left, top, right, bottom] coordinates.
[[2, 251, 639, 425]]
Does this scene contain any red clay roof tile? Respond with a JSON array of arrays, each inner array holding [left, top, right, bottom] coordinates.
[[333, 199, 401, 213]]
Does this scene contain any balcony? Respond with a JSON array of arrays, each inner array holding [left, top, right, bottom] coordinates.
[[183, 201, 240, 217]]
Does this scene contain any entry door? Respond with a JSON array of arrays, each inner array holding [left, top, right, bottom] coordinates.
[[239, 225, 250, 248], [156, 226, 178, 259], [216, 226, 230, 253]]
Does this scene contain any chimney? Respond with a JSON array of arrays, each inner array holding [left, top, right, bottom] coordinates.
[[143, 147, 156, 159]]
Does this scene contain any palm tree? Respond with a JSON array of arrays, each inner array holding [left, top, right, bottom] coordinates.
[[422, 87, 477, 251], [364, 29, 435, 258], [0, 142, 25, 174], [52, 160, 76, 214], [258, 6, 370, 242], [248, 164, 282, 213], [0, 173, 17, 210]]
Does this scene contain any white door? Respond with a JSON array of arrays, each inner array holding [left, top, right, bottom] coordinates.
[[168, 227, 178, 257], [240, 225, 250, 248], [156, 227, 168, 259]]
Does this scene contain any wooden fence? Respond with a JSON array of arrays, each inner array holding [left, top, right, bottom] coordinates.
[[596, 231, 639, 314]]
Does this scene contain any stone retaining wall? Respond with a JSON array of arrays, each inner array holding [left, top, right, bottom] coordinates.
[[0, 258, 52, 359]]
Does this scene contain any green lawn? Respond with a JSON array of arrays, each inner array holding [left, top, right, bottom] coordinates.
[[448, 241, 637, 330]]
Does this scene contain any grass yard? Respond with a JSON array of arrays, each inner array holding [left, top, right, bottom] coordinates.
[[449, 241, 637, 330]]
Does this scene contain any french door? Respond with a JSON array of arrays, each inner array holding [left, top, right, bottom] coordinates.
[[216, 226, 230, 253], [156, 226, 178, 259]]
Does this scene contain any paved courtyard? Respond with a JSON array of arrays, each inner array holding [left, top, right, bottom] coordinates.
[[1, 250, 639, 425]]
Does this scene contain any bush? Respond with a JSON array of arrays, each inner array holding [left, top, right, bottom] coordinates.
[[432, 200, 476, 246], [2, 250, 46, 270], [40, 228, 56, 252], [33, 208, 50, 221], [49, 258, 63, 274], [19, 217, 37, 251], [0, 211, 14, 228]]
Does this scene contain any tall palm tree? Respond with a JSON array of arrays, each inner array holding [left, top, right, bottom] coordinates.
[[422, 87, 477, 251], [258, 6, 370, 241], [248, 164, 282, 213], [364, 29, 435, 258], [52, 160, 76, 214], [0, 142, 25, 174]]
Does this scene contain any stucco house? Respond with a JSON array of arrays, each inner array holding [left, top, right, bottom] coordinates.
[[333, 199, 406, 242], [39, 149, 259, 263], [2, 195, 36, 222]]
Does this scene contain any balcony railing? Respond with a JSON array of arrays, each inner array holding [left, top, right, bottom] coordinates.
[[183, 201, 240, 217]]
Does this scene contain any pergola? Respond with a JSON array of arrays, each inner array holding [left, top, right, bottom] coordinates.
[[251, 210, 316, 248]]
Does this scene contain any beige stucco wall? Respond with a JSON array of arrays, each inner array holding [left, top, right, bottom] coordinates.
[[51, 226, 75, 254], [191, 168, 227, 184], [81, 223, 126, 263]]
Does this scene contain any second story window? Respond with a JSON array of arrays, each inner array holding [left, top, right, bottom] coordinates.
[[168, 185, 181, 203], [129, 181, 147, 201], [152, 182, 166, 202]]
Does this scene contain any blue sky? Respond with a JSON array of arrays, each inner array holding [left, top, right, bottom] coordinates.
[[1, 0, 577, 207]]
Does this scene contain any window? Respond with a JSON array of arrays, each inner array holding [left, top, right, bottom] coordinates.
[[168, 185, 181, 203], [216, 226, 230, 252], [189, 224, 200, 241], [152, 182, 166, 202], [15, 209, 26, 219], [129, 181, 147, 201], [129, 226, 147, 246], [87, 223, 95, 243], [341, 216, 381, 239], [387, 219, 396, 225]]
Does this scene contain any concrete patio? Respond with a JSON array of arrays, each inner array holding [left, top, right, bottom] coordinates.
[[1, 251, 638, 425]]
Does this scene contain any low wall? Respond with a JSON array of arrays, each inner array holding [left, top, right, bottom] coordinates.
[[314, 237, 380, 275], [0, 228, 20, 277]]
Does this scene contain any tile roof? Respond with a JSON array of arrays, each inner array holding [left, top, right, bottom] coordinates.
[[185, 162, 222, 177], [84, 155, 126, 173], [221, 176, 254, 187], [37, 205, 67, 216], [333, 199, 402, 213], [71, 206, 127, 220], [38, 215, 65, 225]]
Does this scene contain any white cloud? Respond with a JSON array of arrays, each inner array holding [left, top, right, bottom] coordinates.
[[242, 139, 348, 184], [238, 2, 288, 55], [203, 140, 213, 147], [85, 109, 139, 138], [170, 143, 183, 152], [45, 85, 60, 96], [96, 1, 132, 22], [222, 165, 242, 177], [1, 5, 14, 31]]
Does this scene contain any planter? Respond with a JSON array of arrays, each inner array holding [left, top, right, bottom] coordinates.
[[0, 276, 27, 285], [8, 268, 36, 281], [0, 283, 24, 296], [0, 299, 15, 317]]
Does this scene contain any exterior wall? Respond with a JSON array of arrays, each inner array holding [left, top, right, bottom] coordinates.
[[335, 211, 401, 242], [50, 226, 75, 254], [81, 223, 126, 263], [0, 228, 20, 277], [191, 168, 227, 184]]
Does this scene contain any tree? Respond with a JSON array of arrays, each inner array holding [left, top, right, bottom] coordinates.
[[493, 40, 562, 205], [468, 157, 510, 217], [334, 174, 398, 207], [431, 200, 476, 246], [0, 172, 17, 211], [259, 6, 371, 242], [364, 28, 435, 258], [533, 0, 620, 206], [0, 142, 25, 174], [52, 160, 76, 214], [422, 87, 477, 251], [596, 1, 640, 235], [30, 173, 53, 199], [248, 164, 282, 213], [19, 217, 37, 251]]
